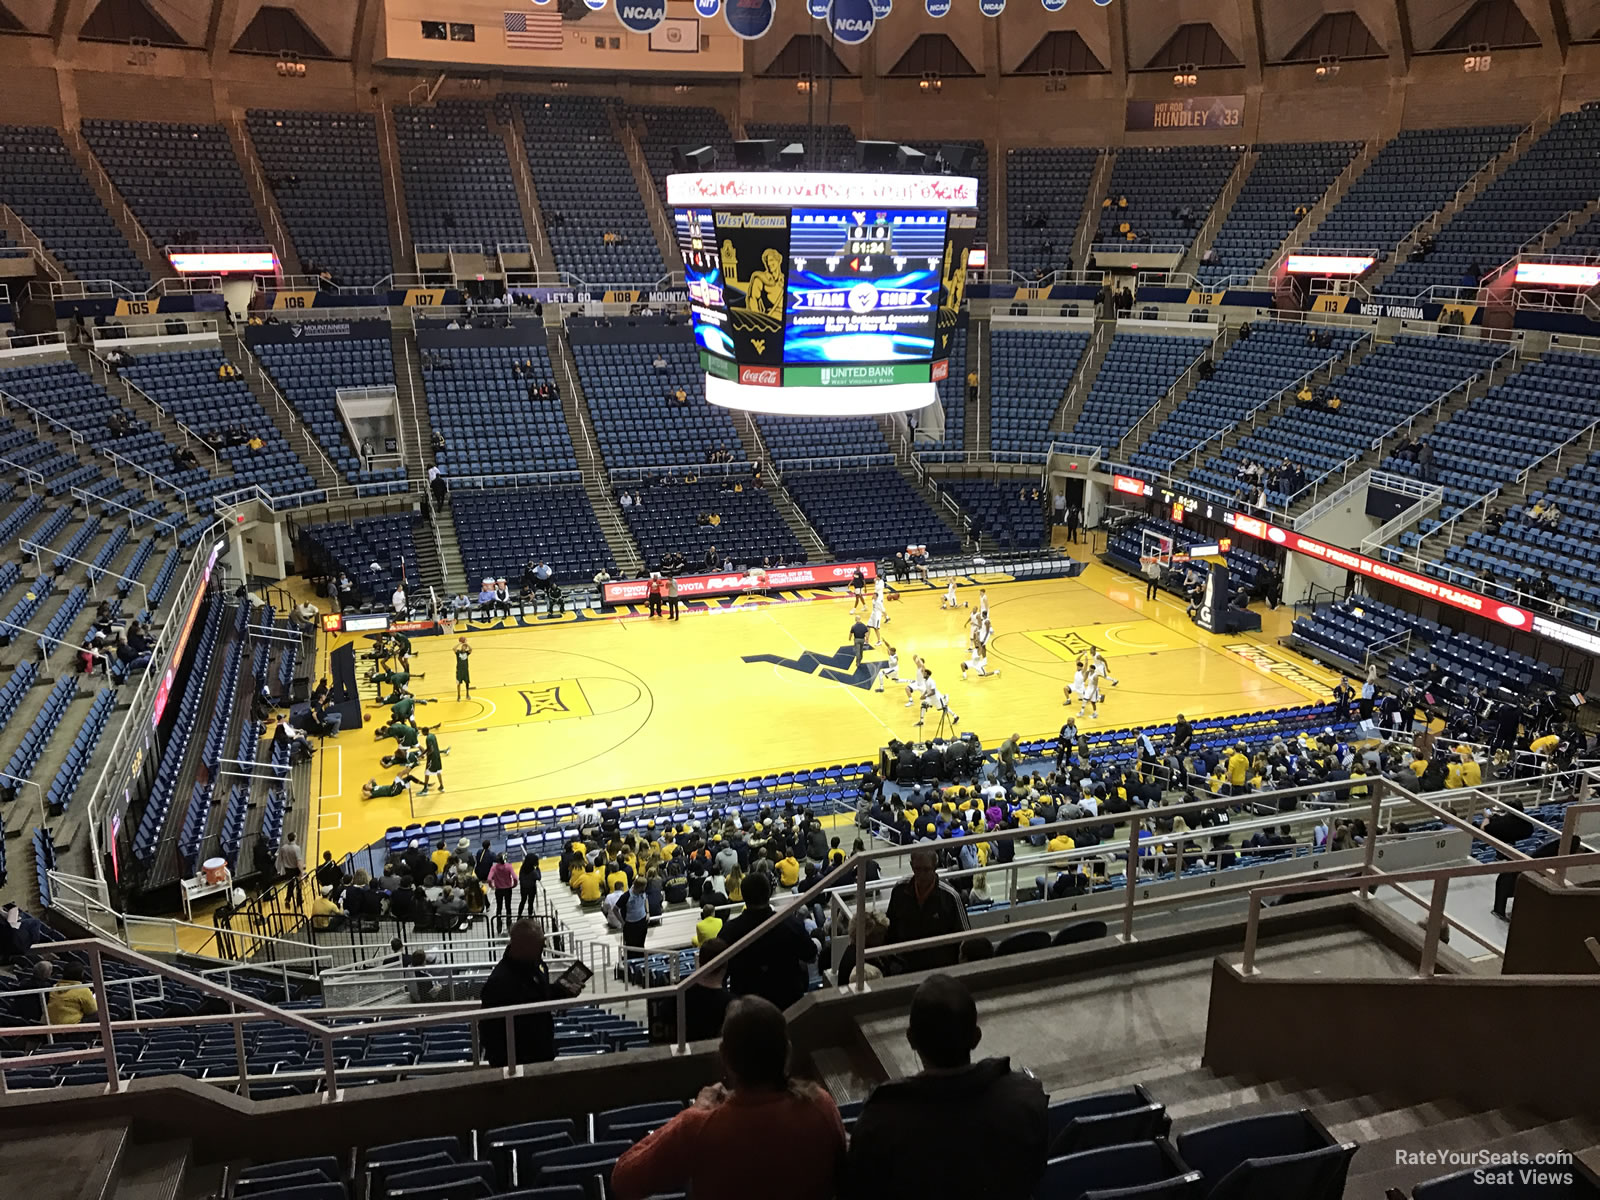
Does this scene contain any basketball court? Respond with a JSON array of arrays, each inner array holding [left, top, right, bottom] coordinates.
[[308, 553, 1340, 863]]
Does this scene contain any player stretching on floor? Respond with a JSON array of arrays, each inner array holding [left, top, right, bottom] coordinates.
[[903, 653, 928, 704], [363, 774, 423, 800], [941, 579, 967, 610], [873, 644, 903, 692], [961, 622, 1000, 679]]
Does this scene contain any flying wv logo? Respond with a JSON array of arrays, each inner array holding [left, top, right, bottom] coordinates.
[[743, 644, 878, 689]]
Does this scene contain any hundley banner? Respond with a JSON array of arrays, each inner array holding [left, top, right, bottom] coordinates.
[[602, 560, 877, 605]]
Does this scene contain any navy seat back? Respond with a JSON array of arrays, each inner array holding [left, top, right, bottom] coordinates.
[[1175, 1110, 1333, 1188], [1051, 1105, 1172, 1158], [997, 929, 1053, 956], [1049, 1086, 1160, 1139], [238, 1185, 349, 1200], [237, 1157, 341, 1186], [1205, 1142, 1355, 1200], [1082, 1176, 1205, 1200], [1055, 920, 1110, 946], [383, 1160, 497, 1200], [591, 1099, 683, 1141], [1036, 1139, 1188, 1198]]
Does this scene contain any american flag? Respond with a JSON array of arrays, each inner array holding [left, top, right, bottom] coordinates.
[[504, 10, 563, 50]]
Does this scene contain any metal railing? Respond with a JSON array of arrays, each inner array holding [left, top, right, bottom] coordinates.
[[91, 319, 219, 345], [67, 126, 158, 270], [0, 203, 63, 281], [1115, 324, 1224, 460], [8, 770, 1594, 1103]]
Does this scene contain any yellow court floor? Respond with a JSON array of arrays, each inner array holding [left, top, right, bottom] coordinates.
[[311, 560, 1340, 864]]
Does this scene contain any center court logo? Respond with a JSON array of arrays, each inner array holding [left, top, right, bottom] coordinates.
[[743, 644, 879, 689]]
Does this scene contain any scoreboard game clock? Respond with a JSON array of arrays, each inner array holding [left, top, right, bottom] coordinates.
[[666, 170, 979, 415]]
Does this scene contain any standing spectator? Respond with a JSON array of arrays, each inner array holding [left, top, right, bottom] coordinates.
[[884, 848, 969, 975], [1053, 491, 1066, 525], [667, 575, 681, 621], [845, 975, 1048, 1199], [622, 876, 650, 965], [516, 853, 542, 919], [276, 832, 305, 905], [610, 997, 846, 1200], [479, 920, 557, 1067], [486, 854, 517, 926], [719, 872, 817, 1011]]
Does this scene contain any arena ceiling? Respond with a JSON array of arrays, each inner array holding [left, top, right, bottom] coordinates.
[[7, 0, 1600, 69]]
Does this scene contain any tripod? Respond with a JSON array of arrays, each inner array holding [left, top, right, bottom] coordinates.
[[915, 701, 956, 741]]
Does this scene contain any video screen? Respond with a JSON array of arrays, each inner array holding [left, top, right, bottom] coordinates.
[[783, 208, 948, 364], [714, 209, 790, 367], [676, 209, 734, 361]]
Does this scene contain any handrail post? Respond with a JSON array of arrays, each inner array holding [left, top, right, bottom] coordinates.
[[675, 988, 689, 1055], [88, 944, 121, 1091], [504, 1012, 517, 1076], [1239, 893, 1263, 975], [1418, 876, 1450, 978], [320, 1032, 338, 1102], [852, 859, 869, 994], [232, 1002, 251, 1100], [1361, 781, 1382, 898], [1120, 814, 1139, 943]]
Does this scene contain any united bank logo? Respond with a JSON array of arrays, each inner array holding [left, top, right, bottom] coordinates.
[[743, 643, 878, 689]]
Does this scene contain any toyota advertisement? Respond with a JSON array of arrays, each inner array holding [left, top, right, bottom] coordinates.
[[601, 561, 878, 606]]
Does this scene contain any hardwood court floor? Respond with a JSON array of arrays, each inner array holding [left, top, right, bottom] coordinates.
[[310, 557, 1338, 865]]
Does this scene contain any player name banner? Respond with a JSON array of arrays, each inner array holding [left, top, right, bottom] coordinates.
[[601, 560, 878, 605], [1125, 96, 1244, 133]]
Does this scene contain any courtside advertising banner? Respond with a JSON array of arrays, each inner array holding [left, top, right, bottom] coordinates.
[[602, 561, 878, 605]]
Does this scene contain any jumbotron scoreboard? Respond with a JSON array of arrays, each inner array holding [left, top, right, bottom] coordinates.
[[666, 171, 979, 415]]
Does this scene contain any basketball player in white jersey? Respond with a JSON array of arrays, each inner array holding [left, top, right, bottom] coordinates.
[[1079, 669, 1103, 719], [961, 623, 1000, 679], [1091, 647, 1119, 688], [915, 668, 960, 729], [941, 579, 966, 610]]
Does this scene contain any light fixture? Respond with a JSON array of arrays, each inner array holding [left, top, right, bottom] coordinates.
[[1464, 43, 1492, 73], [1315, 55, 1340, 79], [919, 72, 942, 93], [1173, 65, 1198, 88], [796, 78, 812, 94]]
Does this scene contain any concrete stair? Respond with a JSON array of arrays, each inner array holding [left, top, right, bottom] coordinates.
[[225, 115, 302, 277], [1270, 136, 1385, 263], [732, 413, 827, 561], [374, 102, 414, 271], [220, 329, 342, 494], [504, 106, 560, 277], [1174, 330, 1380, 484], [968, 316, 992, 454], [544, 324, 642, 575], [1182, 149, 1258, 276], [1049, 318, 1115, 438], [1284, 339, 1530, 521], [1367, 112, 1554, 296], [1072, 150, 1115, 274], [609, 107, 679, 279], [0, 203, 73, 283], [388, 323, 435, 480], [1115, 325, 1234, 465], [63, 128, 168, 286]]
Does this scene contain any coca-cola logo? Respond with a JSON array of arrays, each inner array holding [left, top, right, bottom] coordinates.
[[739, 366, 781, 386], [931, 358, 949, 382]]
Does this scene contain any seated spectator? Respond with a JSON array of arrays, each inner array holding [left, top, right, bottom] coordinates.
[[685, 936, 732, 1041], [610, 996, 845, 1200], [846, 975, 1047, 1199], [46, 962, 98, 1026]]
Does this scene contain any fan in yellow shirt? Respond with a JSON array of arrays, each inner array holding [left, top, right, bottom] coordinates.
[[691, 903, 723, 947], [1530, 733, 1560, 757], [775, 854, 801, 888], [1047, 832, 1076, 854], [576, 867, 605, 905]]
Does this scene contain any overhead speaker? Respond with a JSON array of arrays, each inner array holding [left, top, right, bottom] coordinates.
[[936, 144, 979, 175], [855, 140, 902, 171], [778, 142, 806, 170], [898, 146, 927, 174], [671, 144, 716, 172], [733, 139, 779, 169]]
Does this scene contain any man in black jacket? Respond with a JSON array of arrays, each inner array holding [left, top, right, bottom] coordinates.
[[1483, 802, 1534, 919], [846, 974, 1047, 1198], [718, 872, 816, 1010], [884, 848, 970, 975], [479, 920, 557, 1066]]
